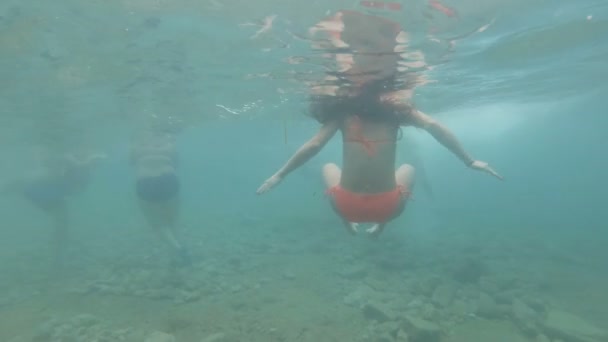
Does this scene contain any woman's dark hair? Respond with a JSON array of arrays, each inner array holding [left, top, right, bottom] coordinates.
[[308, 77, 409, 124]]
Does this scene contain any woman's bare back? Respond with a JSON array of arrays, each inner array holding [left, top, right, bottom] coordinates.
[[339, 115, 400, 193]]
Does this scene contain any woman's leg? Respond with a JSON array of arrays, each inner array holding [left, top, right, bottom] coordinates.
[[322, 163, 341, 188], [392, 163, 415, 220], [366, 164, 415, 237], [322, 163, 358, 234], [139, 199, 190, 265], [49, 201, 69, 269]]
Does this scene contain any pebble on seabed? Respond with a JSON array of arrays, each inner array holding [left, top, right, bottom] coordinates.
[[145, 331, 176, 342]]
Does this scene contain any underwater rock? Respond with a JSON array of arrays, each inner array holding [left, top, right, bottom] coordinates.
[[282, 271, 296, 280], [542, 310, 608, 342], [401, 315, 442, 342], [412, 276, 441, 297], [174, 289, 201, 304], [476, 292, 507, 319], [362, 301, 395, 322], [406, 297, 425, 310], [525, 297, 547, 314], [371, 332, 394, 342], [32, 314, 139, 342], [511, 299, 540, 336], [431, 284, 455, 308], [71, 314, 100, 328], [145, 331, 177, 342], [343, 285, 375, 308], [33, 319, 59, 341], [7, 336, 28, 342], [366, 321, 400, 342], [493, 291, 515, 306], [340, 264, 368, 280], [478, 276, 501, 295], [419, 302, 439, 321], [535, 334, 551, 342], [452, 258, 487, 284], [449, 299, 470, 317], [200, 332, 228, 342], [395, 328, 410, 342]]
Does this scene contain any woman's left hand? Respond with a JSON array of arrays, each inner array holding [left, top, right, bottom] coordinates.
[[256, 174, 282, 194]]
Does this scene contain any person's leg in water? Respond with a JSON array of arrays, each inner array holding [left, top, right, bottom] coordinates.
[[49, 201, 69, 269], [139, 197, 191, 266], [322, 163, 360, 235], [136, 172, 191, 266], [366, 164, 415, 238], [23, 180, 70, 270]]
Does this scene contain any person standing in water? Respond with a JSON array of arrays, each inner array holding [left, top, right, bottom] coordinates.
[[257, 9, 502, 237], [2, 151, 106, 267], [130, 131, 191, 265]]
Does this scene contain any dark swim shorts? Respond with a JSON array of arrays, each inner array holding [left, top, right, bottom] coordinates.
[[23, 178, 68, 210], [136, 173, 180, 202]]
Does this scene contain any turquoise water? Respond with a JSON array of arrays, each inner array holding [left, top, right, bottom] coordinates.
[[1, 0, 607, 341]]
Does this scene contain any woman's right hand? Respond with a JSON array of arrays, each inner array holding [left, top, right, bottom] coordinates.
[[470, 160, 503, 180]]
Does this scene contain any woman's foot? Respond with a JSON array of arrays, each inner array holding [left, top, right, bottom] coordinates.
[[366, 223, 385, 238], [343, 221, 359, 235]]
